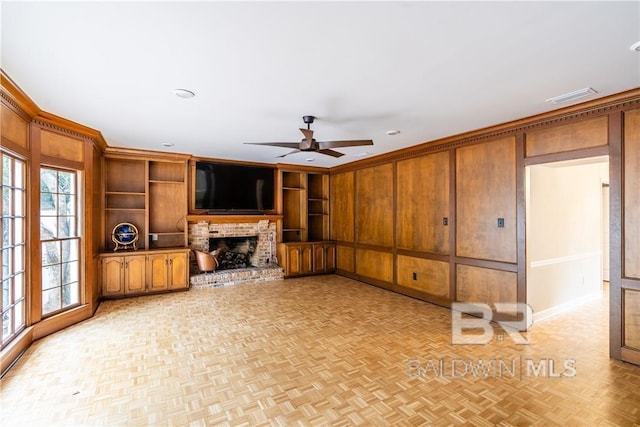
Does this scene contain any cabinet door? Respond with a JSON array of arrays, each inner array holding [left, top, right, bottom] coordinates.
[[325, 244, 336, 272], [101, 257, 124, 297], [168, 252, 188, 290], [313, 244, 326, 273], [124, 255, 146, 294], [287, 246, 302, 276], [300, 245, 313, 275], [147, 254, 169, 292]]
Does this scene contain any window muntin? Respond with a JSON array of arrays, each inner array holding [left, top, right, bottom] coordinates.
[[1, 154, 26, 348]]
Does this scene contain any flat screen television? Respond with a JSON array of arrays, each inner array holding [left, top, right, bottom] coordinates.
[[194, 161, 275, 213]]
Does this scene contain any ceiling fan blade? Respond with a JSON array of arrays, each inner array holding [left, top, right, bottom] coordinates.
[[317, 149, 345, 158], [299, 128, 314, 150], [318, 139, 374, 149], [244, 142, 301, 149], [277, 149, 301, 158]]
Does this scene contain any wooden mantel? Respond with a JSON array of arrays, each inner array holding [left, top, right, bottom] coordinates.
[[186, 214, 283, 223]]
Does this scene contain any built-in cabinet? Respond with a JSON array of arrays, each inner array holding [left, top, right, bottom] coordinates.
[[100, 249, 190, 298], [278, 168, 335, 277], [101, 150, 190, 298], [277, 241, 336, 277]]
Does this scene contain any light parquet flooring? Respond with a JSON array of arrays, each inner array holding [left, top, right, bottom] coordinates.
[[1, 276, 639, 426]]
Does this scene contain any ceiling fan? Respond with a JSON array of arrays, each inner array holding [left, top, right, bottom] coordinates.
[[245, 115, 373, 158]]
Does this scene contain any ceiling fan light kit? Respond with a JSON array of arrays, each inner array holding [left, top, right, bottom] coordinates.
[[244, 115, 374, 158]]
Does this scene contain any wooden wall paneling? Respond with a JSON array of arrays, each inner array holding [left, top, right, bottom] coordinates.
[[456, 137, 517, 263], [624, 289, 640, 350], [396, 151, 450, 254], [330, 171, 355, 242], [524, 115, 609, 158], [355, 248, 393, 285], [355, 164, 394, 247], [396, 255, 450, 298], [336, 245, 355, 273], [39, 129, 85, 163], [623, 109, 640, 279], [1, 103, 29, 150], [515, 134, 527, 305], [456, 264, 518, 305]]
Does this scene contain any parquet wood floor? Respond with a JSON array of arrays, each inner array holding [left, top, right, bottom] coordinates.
[[1, 276, 639, 426]]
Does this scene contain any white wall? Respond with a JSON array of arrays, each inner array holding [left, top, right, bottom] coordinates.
[[526, 159, 608, 321]]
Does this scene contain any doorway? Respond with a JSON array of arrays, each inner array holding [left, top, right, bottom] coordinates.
[[526, 156, 609, 322]]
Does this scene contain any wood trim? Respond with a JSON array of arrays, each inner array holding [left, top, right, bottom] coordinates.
[[396, 248, 450, 263], [34, 111, 107, 152], [621, 347, 640, 365], [29, 123, 42, 324], [0, 138, 30, 159], [449, 148, 457, 304], [32, 305, 93, 340], [622, 278, 640, 291], [609, 111, 623, 360], [516, 133, 526, 305], [186, 214, 283, 223], [523, 145, 610, 166], [0, 69, 40, 118], [107, 147, 191, 161], [276, 163, 329, 173], [354, 242, 393, 253], [39, 155, 85, 171], [330, 89, 640, 174], [0, 327, 34, 377], [454, 257, 519, 273]]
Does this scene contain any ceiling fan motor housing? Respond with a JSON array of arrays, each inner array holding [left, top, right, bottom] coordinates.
[[302, 115, 315, 125]]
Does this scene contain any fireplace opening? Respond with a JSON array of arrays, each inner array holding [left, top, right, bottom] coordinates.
[[209, 236, 259, 270]]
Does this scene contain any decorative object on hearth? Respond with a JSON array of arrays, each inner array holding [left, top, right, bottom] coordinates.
[[111, 222, 139, 251], [244, 115, 373, 158]]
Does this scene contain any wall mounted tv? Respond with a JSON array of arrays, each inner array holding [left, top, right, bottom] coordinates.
[[194, 162, 275, 213]]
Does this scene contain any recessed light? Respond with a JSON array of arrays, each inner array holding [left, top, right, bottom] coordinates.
[[545, 87, 597, 105], [305, 158, 315, 162], [356, 152, 372, 158], [631, 41, 640, 52], [173, 88, 195, 98], [386, 130, 400, 136], [161, 142, 174, 147]]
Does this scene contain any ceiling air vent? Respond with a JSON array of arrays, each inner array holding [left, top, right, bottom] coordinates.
[[545, 87, 597, 105]]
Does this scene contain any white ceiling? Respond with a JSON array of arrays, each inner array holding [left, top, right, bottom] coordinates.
[[2, 1, 639, 168]]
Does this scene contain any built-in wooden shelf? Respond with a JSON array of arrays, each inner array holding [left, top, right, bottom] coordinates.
[[186, 214, 283, 223]]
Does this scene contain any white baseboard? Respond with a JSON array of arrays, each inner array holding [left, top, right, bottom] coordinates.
[[533, 291, 602, 324]]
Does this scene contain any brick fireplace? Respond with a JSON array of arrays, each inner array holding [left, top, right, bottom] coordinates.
[[188, 218, 284, 288]]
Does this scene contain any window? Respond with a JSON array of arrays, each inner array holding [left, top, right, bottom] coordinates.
[[40, 167, 80, 316], [1, 153, 26, 348]]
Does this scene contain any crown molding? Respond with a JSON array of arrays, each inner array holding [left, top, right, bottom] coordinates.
[[34, 111, 108, 151], [0, 69, 40, 118], [330, 88, 640, 174]]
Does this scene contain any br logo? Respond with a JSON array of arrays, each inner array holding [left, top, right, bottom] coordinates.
[[451, 302, 533, 345]]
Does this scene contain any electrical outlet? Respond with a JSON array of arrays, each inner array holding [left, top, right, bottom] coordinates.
[[497, 218, 505, 228], [412, 272, 418, 280], [443, 217, 448, 226]]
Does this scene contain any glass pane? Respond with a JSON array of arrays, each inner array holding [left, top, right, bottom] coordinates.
[[62, 261, 79, 285], [58, 216, 75, 238], [2, 249, 10, 281], [14, 273, 23, 299], [59, 172, 74, 194], [40, 191, 56, 214], [42, 241, 60, 266], [42, 265, 60, 291], [14, 161, 23, 188], [14, 244, 23, 271], [15, 301, 24, 329], [57, 194, 76, 216], [2, 156, 11, 185], [2, 308, 11, 339], [62, 283, 79, 307], [2, 187, 10, 216], [14, 218, 24, 244], [42, 288, 61, 315], [2, 279, 10, 309], [62, 239, 79, 262], [41, 169, 57, 192], [40, 216, 57, 239], [2, 218, 11, 248], [14, 189, 23, 216]]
